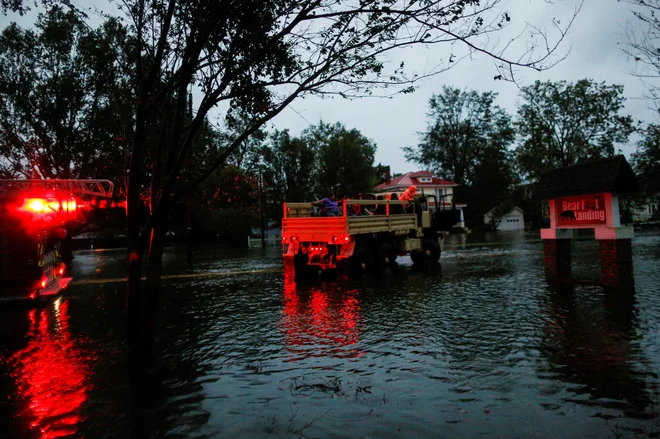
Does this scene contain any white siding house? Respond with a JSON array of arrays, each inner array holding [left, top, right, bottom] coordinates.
[[484, 206, 525, 231], [632, 198, 659, 222]]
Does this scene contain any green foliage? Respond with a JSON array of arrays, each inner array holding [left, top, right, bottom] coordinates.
[[372, 163, 391, 187], [261, 123, 377, 223], [304, 122, 376, 198], [222, 109, 267, 173], [467, 146, 519, 217], [403, 86, 516, 187], [262, 129, 316, 204], [515, 79, 635, 181], [0, 6, 133, 181], [632, 124, 660, 199], [195, 165, 260, 237]]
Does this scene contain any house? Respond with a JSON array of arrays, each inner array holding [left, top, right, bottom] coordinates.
[[484, 206, 525, 231], [632, 197, 659, 222], [373, 170, 467, 228]]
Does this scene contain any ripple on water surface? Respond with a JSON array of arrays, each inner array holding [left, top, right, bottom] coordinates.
[[2, 233, 660, 438]]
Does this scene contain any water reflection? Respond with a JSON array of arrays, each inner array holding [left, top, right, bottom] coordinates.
[[540, 284, 653, 417], [8, 299, 94, 438], [3, 235, 660, 439], [280, 263, 365, 360]]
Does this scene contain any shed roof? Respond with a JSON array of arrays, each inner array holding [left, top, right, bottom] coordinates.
[[485, 205, 524, 216], [535, 155, 640, 200]]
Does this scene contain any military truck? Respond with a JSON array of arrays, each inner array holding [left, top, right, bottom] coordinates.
[[282, 196, 442, 278]]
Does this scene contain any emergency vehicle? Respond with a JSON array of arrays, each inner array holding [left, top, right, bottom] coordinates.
[[282, 195, 443, 278], [0, 179, 114, 301]]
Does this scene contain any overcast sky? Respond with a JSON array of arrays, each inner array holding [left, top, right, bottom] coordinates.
[[263, 0, 653, 174], [1, 0, 654, 175]]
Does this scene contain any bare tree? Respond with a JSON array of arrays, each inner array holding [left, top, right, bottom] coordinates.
[[2, 0, 582, 352], [623, 0, 660, 113]]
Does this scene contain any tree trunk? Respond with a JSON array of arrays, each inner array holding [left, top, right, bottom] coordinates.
[[187, 192, 193, 267], [142, 225, 165, 352], [126, 100, 147, 353], [126, 250, 143, 352]]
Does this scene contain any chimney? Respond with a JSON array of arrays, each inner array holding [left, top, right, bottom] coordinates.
[[385, 166, 391, 184]]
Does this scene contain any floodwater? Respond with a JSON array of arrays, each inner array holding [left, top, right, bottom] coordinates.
[[1, 230, 660, 439]]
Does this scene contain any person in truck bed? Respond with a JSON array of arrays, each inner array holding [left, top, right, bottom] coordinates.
[[348, 197, 371, 216], [389, 193, 405, 214], [311, 194, 341, 216], [400, 184, 417, 201]]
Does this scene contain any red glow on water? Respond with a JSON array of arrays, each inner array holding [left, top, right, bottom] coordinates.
[[281, 263, 364, 360], [10, 299, 94, 438]]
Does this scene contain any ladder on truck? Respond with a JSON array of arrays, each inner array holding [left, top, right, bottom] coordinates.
[[0, 179, 114, 199]]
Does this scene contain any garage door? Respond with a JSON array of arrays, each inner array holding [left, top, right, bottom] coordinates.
[[499, 216, 522, 231]]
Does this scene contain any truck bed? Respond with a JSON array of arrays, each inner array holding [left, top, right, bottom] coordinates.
[[282, 201, 417, 242]]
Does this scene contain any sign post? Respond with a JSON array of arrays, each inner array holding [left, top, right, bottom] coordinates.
[[541, 191, 634, 288], [536, 156, 639, 290]]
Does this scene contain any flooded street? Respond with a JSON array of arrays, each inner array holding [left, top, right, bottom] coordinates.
[[2, 231, 660, 438]]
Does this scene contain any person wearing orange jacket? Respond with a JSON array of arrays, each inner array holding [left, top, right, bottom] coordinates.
[[400, 184, 417, 201]]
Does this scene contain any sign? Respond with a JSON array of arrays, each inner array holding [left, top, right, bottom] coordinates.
[[556, 193, 607, 226]]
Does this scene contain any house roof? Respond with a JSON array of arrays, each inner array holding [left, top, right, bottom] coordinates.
[[373, 171, 457, 191], [534, 155, 640, 200], [485, 205, 524, 216]]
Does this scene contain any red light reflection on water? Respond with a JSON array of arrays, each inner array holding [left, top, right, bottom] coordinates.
[[10, 300, 94, 438], [281, 263, 365, 360]]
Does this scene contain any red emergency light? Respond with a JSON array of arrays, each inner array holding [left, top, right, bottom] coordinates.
[[20, 197, 77, 214], [15, 195, 79, 227]]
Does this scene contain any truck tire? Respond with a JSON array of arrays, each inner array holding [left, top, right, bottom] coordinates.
[[410, 249, 423, 265], [336, 259, 350, 280], [349, 249, 372, 278], [293, 252, 310, 278], [422, 239, 441, 263], [411, 239, 440, 265], [375, 243, 396, 272]]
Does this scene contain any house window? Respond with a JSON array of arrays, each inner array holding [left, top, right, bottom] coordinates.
[[419, 177, 432, 183]]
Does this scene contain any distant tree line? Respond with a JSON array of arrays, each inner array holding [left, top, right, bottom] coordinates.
[[405, 80, 660, 226]]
